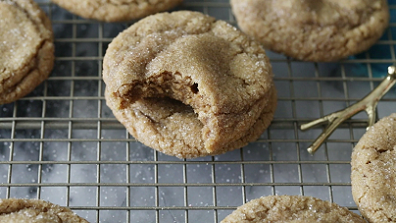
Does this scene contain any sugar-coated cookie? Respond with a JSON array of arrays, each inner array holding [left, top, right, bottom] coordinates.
[[103, 11, 276, 158], [0, 198, 88, 222], [221, 195, 365, 223], [0, 0, 54, 104], [231, 0, 389, 62], [351, 113, 396, 222], [51, 0, 183, 22]]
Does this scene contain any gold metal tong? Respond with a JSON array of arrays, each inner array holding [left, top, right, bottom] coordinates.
[[301, 66, 396, 154]]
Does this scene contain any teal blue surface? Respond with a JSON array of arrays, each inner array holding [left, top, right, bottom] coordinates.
[[351, 0, 395, 77]]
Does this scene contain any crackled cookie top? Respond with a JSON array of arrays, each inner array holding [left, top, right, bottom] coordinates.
[[351, 113, 396, 222], [231, 0, 389, 61], [0, 0, 54, 104], [221, 195, 365, 223], [0, 199, 88, 222], [103, 11, 276, 158], [51, 0, 183, 22]]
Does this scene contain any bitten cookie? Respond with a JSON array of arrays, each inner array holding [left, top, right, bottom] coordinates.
[[51, 0, 183, 22], [231, 0, 389, 62], [0, 0, 54, 104], [221, 195, 365, 223], [0, 199, 88, 222], [103, 11, 276, 158], [351, 113, 396, 222]]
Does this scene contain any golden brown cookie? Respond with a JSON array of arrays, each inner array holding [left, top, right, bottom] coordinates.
[[51, 0, 183, 22], [231, 0, 389, 62], [0, 198, 88, 222], [221, 195, 365, 223], [351, 113, 396, 222], [103, 11, 276, 158], [0, 0, 54, 104]]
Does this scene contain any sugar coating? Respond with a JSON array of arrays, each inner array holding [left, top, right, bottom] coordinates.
[[0, 199, 88, 222], [0, 0, 54, 104], [221, 195, 365, 223], [103, 11, 276, 158], [351, 113, 396, 222], [51, 0, 183, 22], [231, 0, 389, 62]]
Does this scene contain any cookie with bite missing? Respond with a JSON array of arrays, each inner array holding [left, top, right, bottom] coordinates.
[[221, 195, 365, 223], [231, 0, 389, 62], [0, 0, 54, 104], [0, 198, 88, 222], [103, 11, 276, 158], [351, 113, 396, 222]]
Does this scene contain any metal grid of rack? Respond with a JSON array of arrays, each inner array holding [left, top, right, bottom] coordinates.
[[1, 0, 396, 222]]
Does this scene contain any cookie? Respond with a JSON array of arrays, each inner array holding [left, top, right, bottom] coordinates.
[[221, 195, 365, 223], [0, 198, 88, 222], [0, 0, 54, 104], [351, 113, 396, 222], [231, 0, 389, 62], [51, 0, 183, 22], [103, 11, 276, 158]]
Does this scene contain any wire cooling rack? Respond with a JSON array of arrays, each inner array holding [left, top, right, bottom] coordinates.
[[1, 0, 396, 222]]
